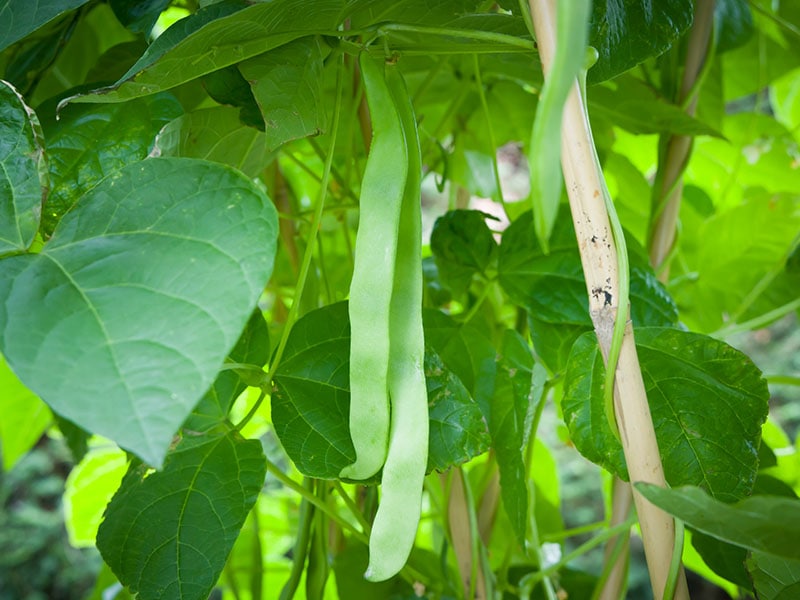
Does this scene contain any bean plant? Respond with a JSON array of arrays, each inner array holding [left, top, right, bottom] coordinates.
[[0, 1, 799, 599]]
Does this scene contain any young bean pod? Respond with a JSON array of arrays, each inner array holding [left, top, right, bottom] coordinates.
[[340, 52, 409, 481], [364, 62, 429, 582]]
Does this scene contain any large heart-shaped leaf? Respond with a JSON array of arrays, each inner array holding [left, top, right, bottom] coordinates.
[[184, 308, 270, 433], [563, 328, 769, 501], [0, 79, 46, 256], [0, 157, 278, 466], [97, 431, 266, 600]]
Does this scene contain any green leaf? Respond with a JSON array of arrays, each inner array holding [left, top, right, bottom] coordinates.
[[747, 552, 800, 600], [429, 209, 498, 296], [720, 14, 800, 101], [271, 302, 490, 479], [772, 67, 800, 132], [0, 0, 92, 52], [527, 316, 586, 374], [603, 151, 651, 246], [240, 37, 326, 152], [671, 194, 800, 332], [489, 330, 536, 546], [184, 309, 269, 433], [0, 157, 278, 467], [153, 105, 272, 177], [587, 0, 694, 84], [422, 308, 497, 417], [589, 76, 723, 138], [54, 412, 90, 463], [635, 483, 800, 561], [63, 445, 128, 547], [42, 93, 183, 234], [201, 66, 264, 131], [715, 0, 754, 53], [564, 328, 769, 501], [64, 0, 347, 104], [426, 349, 491, 473], [690, 531, 751, 589], [0, 80, 46, 255], [97, 431, 266, 600], [0, 353, 51, 471], [333, 542, 413, 598], [348, 0, 485, 28]]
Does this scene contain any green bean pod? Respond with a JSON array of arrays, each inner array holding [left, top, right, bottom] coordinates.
[[365, 62, 429, 582], [340, 53, 409, 481]]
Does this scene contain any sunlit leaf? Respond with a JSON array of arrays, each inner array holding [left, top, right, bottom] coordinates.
[[0, 157, 278, 467], [0, 353, 51, 471], [63, 445, 128, 547]]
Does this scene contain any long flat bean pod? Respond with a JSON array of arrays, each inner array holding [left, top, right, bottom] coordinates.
[[340, 53, 409, 481], [365, 62, 429, 582]]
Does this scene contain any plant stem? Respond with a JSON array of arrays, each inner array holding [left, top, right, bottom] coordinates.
[[472, 53, 509, 217], [648, 0, 715, 273], [279, 478, 315, 600], [528, 1, 689, 598], [265, 460, 366, 542], [595, 479, 632, 600]]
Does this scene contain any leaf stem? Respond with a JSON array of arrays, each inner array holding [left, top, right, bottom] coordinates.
[[332, 481, 372, 534], [371, 23, 535, 51], [472, 54, 509, 218], [264, 460, 367, 544], [519, 513, 637, 590]]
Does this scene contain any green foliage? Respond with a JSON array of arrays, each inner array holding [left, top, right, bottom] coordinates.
[[564, 328, 770, 500], [0, 0, 797, 598], [271, 301, 489, 480]]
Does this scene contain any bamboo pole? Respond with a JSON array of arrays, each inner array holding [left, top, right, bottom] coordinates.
[[649, 1, 716, 272], [528, 1, 689, 598]]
